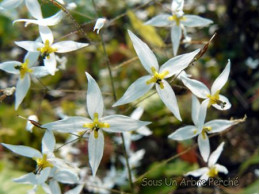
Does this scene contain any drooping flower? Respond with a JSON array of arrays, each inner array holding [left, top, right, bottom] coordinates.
[[168, 95, 236, 161], [145, 0, 213, 56], [93, 18, 107, 34], [184, 142, 228, 186], [42, 72, 151, 176], [0, 51, 50, 109], [180, 60, 231, 110], [15, 26, 89, 75], [112, 30, 200, 121]]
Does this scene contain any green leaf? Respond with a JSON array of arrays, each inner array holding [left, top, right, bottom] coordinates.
[[243, 180, 259, 194], [239, 150, 259, 175]]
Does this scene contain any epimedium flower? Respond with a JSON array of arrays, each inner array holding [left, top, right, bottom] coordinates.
[[15, 26, 89, 75], [180, 60, 231, 110], [184, 142, 228, 186], [42, 72, 151, 176], [145, 0, 213, 56], [0, 51, 50, 110], [168, 95, 236, 161], [112, 30, 200, 121]]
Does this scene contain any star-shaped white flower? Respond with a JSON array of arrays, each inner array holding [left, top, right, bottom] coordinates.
[[42, 72, 151, 176], [168, 95, 236, 161], [112, 30, 200, 121], [185, 142, 228, 186], [145, 0, 213, 55], [15, 26, 89, 75], [180, 60, 231, 110], [0, 51, 50, 109]]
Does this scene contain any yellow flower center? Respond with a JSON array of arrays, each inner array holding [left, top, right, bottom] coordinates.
[[168, 15, 186, 26], [82, 113, 110, 139], [34, 154, 53, 170], [207, 90, 226, 109], [207, 166, 218, 177], [37, 40, 57, 59], [201, 126, 212, 139], [14, 59, 33, 79], [146, 67, 169, 89]]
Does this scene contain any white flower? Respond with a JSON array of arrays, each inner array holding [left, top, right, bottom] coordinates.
[[42, 72, 151, 176], [181, 60, 231, 110], [15, 26, 89, 75], [0, 51, 50, 109], [93, 18, 107, 34], [168, 95, 236, 161], [26, 115, 39, 132], [185, 142, 228, 186], [0, 0, 29, 10], [112, 30, 200, 121], [145, 0, 213, 55]]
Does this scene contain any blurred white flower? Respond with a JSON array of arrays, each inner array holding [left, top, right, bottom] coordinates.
[[245, 57, 258, 69], [93, 18, 107, 34], [26, 115, 39, 132]]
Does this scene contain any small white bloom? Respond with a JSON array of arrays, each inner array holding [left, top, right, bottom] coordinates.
[[26, 115, 39, 132], [93, 18, 107, 34]]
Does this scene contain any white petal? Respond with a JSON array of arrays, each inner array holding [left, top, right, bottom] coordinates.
[[15, 41, 43, 52], [15, 74, 31, 110], [215, 164, 228, 174], [136, 126, 152, 136], [24, 52, 40, 67], [160, 49, 200, 78], [93, 18, 106, 34], [1, 143, 42, 158], [88, 130, 104, 177], [31, 66, 50, 78], [26, 115, 38, 132], [156, 80, 182, 121], [211, 60, 231, 94], [42, 116, 92, 133], [0, 0, 23, 9], [65, 185, 84, 194], [25, 0, 43, 19], [39, 26, 54, 44], [37, 167, 51, 184], [0, 61, 20, 74], [182, 15, 213, 27], [168, 125, 198, 140], [145, 14, 172, 27], [128, 30, 159, 74], [42, 130, 56, 154], [198, 133, 210, 162], [36, 11, 63, 26], [171, 0, 184, 14], [49, 179, 61, 194], [184, 167, 208, 177], [198, 173, 209, 186], [53, 41, 88, 53], [130, 107, 144, 120], [205, 119, 234, 134], [212, 95, 231, 110], [191, 95, 200, 126], [208, 142, 225, 167], [181, 76, 210, 99], [112, 75, 154, 107], [44, 53, 57, 75], [171, 25, 182, 56], [197, 99, 209, 129], [13, 173, 37, 184], [102, 115, 151, 133], [54, 170, 79, 184], [85, 72, 104, 119]]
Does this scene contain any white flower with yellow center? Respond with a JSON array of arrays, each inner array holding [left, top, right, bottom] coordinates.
[[112, 30, 200, 121], [0, 51, 50, 109], [145, 0, 213, 56], [42, 72, 151, 176], [168, 96, 236, 161], [185, 142, 228, 186], [15, 26, 89, 75], [181, 60, 231, 110]]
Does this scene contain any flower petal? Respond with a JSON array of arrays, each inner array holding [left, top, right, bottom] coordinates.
[[181, 76, 210, 99], [197, 99, 209, 129], [39, 26, 54, 44], [24, 52, 40, 67], [35, 11, 63, 26], [156, 80, 182, 121], [1, 143, 42, 158], [13, 173, 37, 185], [37, 167, 51, 184], [0, 61, 20, 74], [44, 53, 57, 75], [215, 164, 228, 174], [198, 133, 210, 162], [211, 95, 231, 110], [171, 0, 184, 14], [208, 142, 225, 167], [191, 95, 200, 125], [211, 60, 231, 94], [25, 0, 43, 19], [102, 115, 151, 133], [136, 126, 152, 136], [171, 25, 182, 56], [53, 41, 89, 53], [54, 170, 79, 184], [198, 173, 209, 186], [181, 15, 213, 27], [205, 119, 234, 134], [15, 41, 43, 52], [112, 75, 154, 107], [15, 74, 31, 110], [42, 116, 92, 133], [49, 179, 61, 194], [145, 14, 172, 27], [130, 107, 144, 120], [31, 66, 50, 78], [184, 167, 208, 177], [160, 49, 200, 78], [128, 30, 159, 74], [85, 72, 104, 119], [88, 130, 104, 177], [0, 0, 23, 9], [168, 125, 198, 140], [42, 130, 56, 154]]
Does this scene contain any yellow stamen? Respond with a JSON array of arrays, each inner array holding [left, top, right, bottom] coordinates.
[[37, 40, 57, 59], [82, 112, 110, 139], [208, 166, 218, 177], [15, 59, 33, 79], [168, 15, 186, 26], [201, 126, 212, 139], [146, 67, 169, 89], [207, 90, 226, 109], [34, 154, 53, 169]]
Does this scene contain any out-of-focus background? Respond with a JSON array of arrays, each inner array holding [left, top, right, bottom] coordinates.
[[0, 0, 258, 193]]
